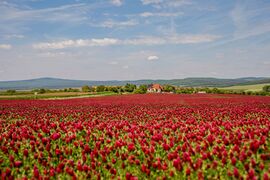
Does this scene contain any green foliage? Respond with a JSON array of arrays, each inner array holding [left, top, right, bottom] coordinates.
[[134, 85, 147, 94], [6, 89, 16, 94], [163, 84, 176, 92], [176, 88, 194, 94], [39, 88, 46, 94], [63, 88, 80, 92], [124, 83, 136, 92], [81, 85, 90, 92], [96, 85, 106, 92], [263, 85, 270, 92], [106, 86, 122, 93]]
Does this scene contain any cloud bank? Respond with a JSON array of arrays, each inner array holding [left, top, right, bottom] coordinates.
[[33, 34, 220, 49], [147, 55, 159, 61], [0, 44, 12, 50]]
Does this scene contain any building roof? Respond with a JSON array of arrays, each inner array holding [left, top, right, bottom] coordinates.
[[148, 84, 163, 90]]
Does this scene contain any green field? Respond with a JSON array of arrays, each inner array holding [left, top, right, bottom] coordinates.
[[220, 83, 270, 92], [0, 91, 117, 100]]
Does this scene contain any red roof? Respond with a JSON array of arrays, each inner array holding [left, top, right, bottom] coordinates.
[[150, 84, 163, 90]]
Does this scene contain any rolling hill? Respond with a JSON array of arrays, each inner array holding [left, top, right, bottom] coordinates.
[[220, 83, 270, 92], [0, 77, 269, 90]]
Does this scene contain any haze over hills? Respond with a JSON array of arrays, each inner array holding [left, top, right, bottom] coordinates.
[[0, 77, 269, 90]]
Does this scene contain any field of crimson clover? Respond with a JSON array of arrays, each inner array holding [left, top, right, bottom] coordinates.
[[0, 94, 270, 179]]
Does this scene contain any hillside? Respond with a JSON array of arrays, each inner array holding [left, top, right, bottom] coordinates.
[[220, 83, 270, 92], [0, 77, 269, 90]]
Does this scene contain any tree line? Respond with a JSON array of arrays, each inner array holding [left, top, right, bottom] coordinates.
[[2, 84, 270, 96]]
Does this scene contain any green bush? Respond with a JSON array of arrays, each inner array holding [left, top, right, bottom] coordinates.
[[6, 89, 16, 94], [263, 85, 270, 92]]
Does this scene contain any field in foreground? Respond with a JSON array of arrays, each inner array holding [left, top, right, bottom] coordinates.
[[0, 94, 270, 179]]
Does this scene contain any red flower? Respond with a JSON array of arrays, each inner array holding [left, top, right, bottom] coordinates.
[[186, 167, 191, 176], [126, 172, 131, 180], [233, 167, 239, 178], [127, 143, 135, 151], [231, 157, 237, 166], [173, 157, 182, 171], [23, 149, 28, 157], [33, 166, 39, 178], [248, 168, 255, 178], [110, 168, 117, 175], [263, 173, 269, 180], [14, 161, 22, 167], [51, 133, 61, 141], [162, 143, 170, 151]]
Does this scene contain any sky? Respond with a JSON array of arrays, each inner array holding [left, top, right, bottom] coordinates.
[[0, 0, 270, 81]]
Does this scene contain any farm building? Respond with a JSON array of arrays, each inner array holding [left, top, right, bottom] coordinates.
[[147, 84, 163, 93], [197, 91, 207, 94]]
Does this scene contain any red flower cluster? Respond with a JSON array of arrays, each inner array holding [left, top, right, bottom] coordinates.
[[0, 94, 270, 179]]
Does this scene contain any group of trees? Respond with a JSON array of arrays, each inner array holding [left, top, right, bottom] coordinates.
[[81, 83, 148, 94], [80, 84, 270, 96], [31, 88, 80, 94], [6, 89, 16, 94], [174, 87, 270, 96], [163, 85, 176, 92], [82, 85, 123, 93], [263, 85, 270, 92]]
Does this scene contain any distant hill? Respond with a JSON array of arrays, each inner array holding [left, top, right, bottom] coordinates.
[[220, 83, 270, 92], [0, 77, 269, 90]]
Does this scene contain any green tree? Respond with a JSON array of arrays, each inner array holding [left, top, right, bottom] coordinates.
[[176, 87, 194, 94], [39, 88, 46, 94], [6, 89, 16, 94], [89, 86, 95, 92], [263, 85, 270, 92], [163, 85, 176, 92], [134, 84, 147, 94], [212, 88, 220, 94], [124, 83, 136, 92], [96, 85, 105, 92], [82, 85, 90, 92], [107, 86, 119, 93]]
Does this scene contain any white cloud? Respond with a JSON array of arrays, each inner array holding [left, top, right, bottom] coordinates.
[[167, 34, 220, 44], [123, 36, 165, 45], [109, 61, 119, 65], [38, 51, 67, 58], [111, 0, 123, 6], [0, 44, 12, 50], [147, 55, 159, 61], [33, 34, 220, 49], [140, 12, 183, 17], [141, 0, 163, 5], [3, 34, 24, 39], [122, 65, 129, 69], [166, 0, 192, 7], [0, 2, 93, 24], [99, 19, 138, 28], [141, 0, 192, 8], [230, 1, 270, 40], [33, 38, 119, 49], [124, 34, 220, 45]]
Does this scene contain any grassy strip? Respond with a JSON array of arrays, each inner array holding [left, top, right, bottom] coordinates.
[[0, 91, 118, 100], [219, 83, 270, 92]]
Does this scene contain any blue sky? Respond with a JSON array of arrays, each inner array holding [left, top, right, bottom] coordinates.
[[0, 0, 270, 81]]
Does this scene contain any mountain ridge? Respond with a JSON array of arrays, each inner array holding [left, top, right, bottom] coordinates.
[[0, 77, 269, 90]]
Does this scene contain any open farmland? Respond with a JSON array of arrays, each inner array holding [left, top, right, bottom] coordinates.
[[0, 94, 270, 179], [220, 83, 270, 92], [0, 91, 117, 100]]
